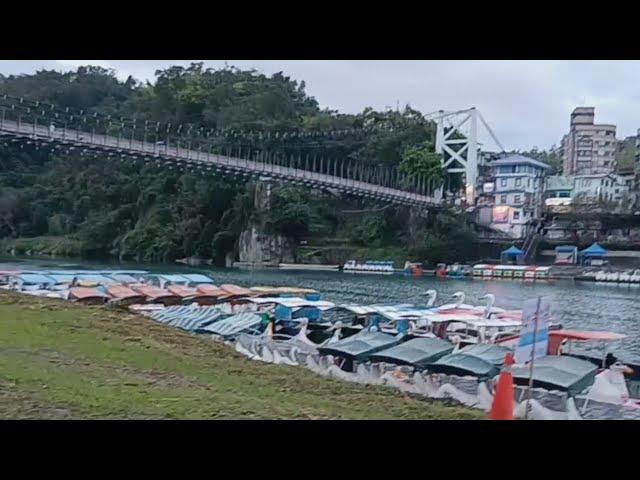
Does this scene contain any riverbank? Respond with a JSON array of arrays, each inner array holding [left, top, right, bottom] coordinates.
[[0, 292, 482, 419]]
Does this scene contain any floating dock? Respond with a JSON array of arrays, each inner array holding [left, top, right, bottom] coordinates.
[[278, 264, 340, 271]]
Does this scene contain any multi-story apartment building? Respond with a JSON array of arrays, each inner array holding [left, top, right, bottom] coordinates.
[[544, 173, 635, 215], [489, 154, 552, 239], [560, 107, 617, 175]]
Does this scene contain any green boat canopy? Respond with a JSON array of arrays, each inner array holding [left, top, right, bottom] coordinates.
[[317, 331, 403, 360], [427, 344, 512, 378], [511, 355, 598, 396], [367, 337, 454, 369]]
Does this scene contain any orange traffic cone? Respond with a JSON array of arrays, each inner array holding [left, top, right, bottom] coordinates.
[[489, 352, 515, 420]]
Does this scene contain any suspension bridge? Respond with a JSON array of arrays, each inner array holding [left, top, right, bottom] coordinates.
[[0, 95, 505, 208]]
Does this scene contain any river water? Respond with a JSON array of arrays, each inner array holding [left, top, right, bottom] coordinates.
[[3, 256, 640, 361]]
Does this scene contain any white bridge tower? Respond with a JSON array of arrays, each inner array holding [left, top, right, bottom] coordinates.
[[431, 107, 505, 205]]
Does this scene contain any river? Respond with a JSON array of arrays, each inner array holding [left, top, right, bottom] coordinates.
[[3, 256, 640, 361]]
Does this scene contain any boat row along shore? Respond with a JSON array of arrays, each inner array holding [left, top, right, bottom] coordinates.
[[2, 268, 640, 420]]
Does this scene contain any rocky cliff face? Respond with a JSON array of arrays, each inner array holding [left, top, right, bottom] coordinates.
[[236, 181, 296, 266], [238, 225, 295, 266]]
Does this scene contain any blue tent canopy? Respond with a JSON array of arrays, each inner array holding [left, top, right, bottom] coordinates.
[[501, 246, 524, 256], [580, 242, 607, 257]]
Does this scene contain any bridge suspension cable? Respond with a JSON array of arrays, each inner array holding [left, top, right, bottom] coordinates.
[[0, 93, 438, 147]]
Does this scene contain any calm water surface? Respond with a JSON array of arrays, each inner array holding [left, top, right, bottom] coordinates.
[[3, 256, 640, 360]]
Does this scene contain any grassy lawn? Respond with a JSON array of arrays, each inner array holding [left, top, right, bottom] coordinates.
[[0, 292, 483, 420]]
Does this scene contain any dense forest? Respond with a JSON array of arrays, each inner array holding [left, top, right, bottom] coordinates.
[[0, 63, 479, 265]]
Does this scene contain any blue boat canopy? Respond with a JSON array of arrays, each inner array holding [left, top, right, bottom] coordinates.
[[501, 246, 524, 256], [147, 274, 190, 283], [75, 274, 117, 284], [107, 274, 139, 284], [47, 273, 78, 284], [181, 273, 215, 284], [13, 273, 56, 285], [580, 242, 607, 257]]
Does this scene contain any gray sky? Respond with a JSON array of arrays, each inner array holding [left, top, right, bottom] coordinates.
[[1, 60, 639, 151]]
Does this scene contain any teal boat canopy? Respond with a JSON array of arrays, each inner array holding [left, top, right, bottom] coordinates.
[[317, 331, 404, 360], [511, 355, 598, 396], [427, 344, 512, 378], [367, 337, 454, 369]]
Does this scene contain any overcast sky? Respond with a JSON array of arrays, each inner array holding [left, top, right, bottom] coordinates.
[[1, 60, 638, 151]]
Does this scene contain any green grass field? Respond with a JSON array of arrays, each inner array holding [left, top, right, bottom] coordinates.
[[0, 292, 483, 419]]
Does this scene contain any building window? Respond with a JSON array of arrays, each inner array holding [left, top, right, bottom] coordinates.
[[500, 194, 507, 204], [513, 211, 520, 220], [514, 194, 521, 204], [501, 178, 507, 187], [515, 177, 522, 187]]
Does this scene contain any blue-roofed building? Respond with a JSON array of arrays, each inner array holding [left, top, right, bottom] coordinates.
[[487, 154, 553, 239]]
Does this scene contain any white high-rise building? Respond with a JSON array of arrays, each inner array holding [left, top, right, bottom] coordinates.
[[561, 107, 617, 175]]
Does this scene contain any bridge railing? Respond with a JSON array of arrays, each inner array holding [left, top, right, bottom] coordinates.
[[0, 96, 443, 206]]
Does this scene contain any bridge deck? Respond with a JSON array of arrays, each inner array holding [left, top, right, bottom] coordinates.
[[0, 118, 441, 207]]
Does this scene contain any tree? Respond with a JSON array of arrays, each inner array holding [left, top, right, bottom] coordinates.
[[266, 187, 311, 240], [398, 141, 444, 188]]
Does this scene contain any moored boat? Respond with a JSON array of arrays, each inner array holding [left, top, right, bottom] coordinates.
[[106, 284, 147, 306], [220, 284, 253, 297], [166, 284, 218, 305], [69, 287, 109, 305], [130, 284, 181, 306], [196, 283, 232, 300]]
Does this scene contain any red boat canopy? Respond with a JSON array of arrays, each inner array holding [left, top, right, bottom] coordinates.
[[70, 287, 108, 300], [197, 284, 230, 298], [131, 284, 176, 300], [220, 284, 252, 297], [167, 284, 201, 298], [548, 330, 627, 355], [107, 284, 142, 300], [550, 330, 627, 342]]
